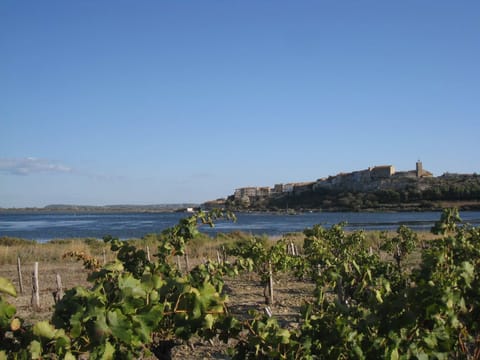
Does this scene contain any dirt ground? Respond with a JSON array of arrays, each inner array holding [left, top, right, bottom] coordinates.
[[0, 260, 315, 359]]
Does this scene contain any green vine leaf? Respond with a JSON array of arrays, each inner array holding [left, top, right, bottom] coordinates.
[[33, 321, 57, 340], [0, 277, 16, 297]]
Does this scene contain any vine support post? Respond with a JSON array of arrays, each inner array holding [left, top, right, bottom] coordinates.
[[336, 276, 345, 305], [102, 249, 107, 265], [53, 273, 64, 303], [31, 261, 40, 311], [184, 251, 190, 272], [17, 256, 24, 294], [291, 242, 297, 256], [146, 245, 151, 262], [216, 250, 221, 263], [394, 244, 402, 271], [268, 260, 274, 305], [176, 255, 182, 272]]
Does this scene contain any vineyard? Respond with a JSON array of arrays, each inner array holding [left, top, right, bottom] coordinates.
[[1, 208, 480, 359]]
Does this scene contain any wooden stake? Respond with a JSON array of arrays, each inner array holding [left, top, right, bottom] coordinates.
[[53, 273, 64, 303], [216, 250, 221, 263], [146, 246, 151, 262], [17, 256, 24, 294], [184, 251, 190, 272], [31, 262, 40, 311], [263, 283, 269, 304], [265, 260, 274, 305], [103, 249, 107, 265], [291, 242, 297, 256], [337, 276, 345, 305], [176, 255, 182, 272]]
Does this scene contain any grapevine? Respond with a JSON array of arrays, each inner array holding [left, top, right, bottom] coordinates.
[[1, 208, 480, 359]]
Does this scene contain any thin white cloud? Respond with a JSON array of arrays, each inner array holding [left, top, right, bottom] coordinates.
[[0, 157, 73, 176]]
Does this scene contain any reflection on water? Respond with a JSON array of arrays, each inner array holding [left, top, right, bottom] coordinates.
[[0, 211, 479, 242]]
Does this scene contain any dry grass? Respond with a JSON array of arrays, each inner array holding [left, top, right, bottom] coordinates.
[[0, 238, 111, 265]]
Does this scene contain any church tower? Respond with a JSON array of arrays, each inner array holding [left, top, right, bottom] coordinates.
[[416, 160, 423, 178]]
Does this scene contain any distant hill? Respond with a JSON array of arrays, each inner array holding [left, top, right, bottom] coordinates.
[[207, 163, 480, 212]]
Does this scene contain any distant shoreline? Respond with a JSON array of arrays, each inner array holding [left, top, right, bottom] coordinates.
[[0, 204, 199, 214], [2, 200, 480, 215]]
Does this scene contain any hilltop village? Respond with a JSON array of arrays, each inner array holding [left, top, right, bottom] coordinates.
[[205, 162, 480, 212]]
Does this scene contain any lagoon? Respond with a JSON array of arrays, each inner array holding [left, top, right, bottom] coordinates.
[[1, 211, 480, 242]]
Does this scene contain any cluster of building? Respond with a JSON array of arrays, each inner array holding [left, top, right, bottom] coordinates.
[[233, 182, 313, 200], [233, 161, 432, 201]]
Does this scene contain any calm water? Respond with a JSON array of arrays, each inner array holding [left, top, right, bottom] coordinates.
[[1, 211, 480, 242]]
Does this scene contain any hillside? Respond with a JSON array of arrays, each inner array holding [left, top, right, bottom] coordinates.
[[210, 163, 480, 212], [263, 174, 480, 212]]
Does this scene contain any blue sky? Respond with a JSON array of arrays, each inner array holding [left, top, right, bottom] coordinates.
[[1, 1, 479, 207]]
